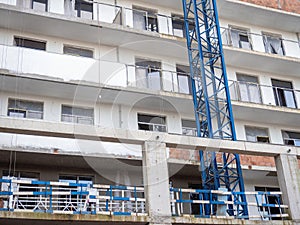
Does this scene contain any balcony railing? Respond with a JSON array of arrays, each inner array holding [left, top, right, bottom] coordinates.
[[1, 43, 300, 111], [138, 121, 167, 132], [0, 178, 146, 215], [229, 80, 300, 109], [61, 114, 94, 125], [0, 178, 289, 220], [7, 108, 43, 120], [221, 28, 300, 58], [182, 127, 197, 136], [170, 187, 289, 220]]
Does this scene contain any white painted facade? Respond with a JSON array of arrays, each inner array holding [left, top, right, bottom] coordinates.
[[0, 0, 299, 222]]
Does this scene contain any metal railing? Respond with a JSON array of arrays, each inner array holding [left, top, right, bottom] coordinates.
[[0, 178, 146, 216], [8, 108, 43, 120], [221, 27, 300, 58], [138, 121, 167, 132], [61, 114, 94, 125], [0, 178, 290, 220], [1, 42, 300, 110], [67, 1, 300, 59], [170, 187, 289, 220], [229, 80, 300, 109], [182, 127, 197, 136]]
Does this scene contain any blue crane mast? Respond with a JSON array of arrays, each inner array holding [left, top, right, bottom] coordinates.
[[182, 0, 248, 217]]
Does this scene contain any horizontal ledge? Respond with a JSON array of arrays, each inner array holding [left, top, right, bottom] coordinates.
[[0, 117, 299, 158]]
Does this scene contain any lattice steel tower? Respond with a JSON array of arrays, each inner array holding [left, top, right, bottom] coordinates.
[[182, 0, 248, 217]]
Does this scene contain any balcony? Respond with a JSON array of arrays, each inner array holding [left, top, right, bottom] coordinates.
[[230, 80, 300, 109], [229, 80, 300, 126], [0, 43, 191, 94], [1, 43, 300, 129], [0, 1, 299, 64], [221, 28, 300, 77], [218, 0, 300, 33]]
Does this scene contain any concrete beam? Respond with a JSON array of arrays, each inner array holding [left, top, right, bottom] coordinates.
[[0, 211, 293, 225], [0, 117, 299, 157], [275, 154, 300, 224], [142, 142, 171, 225]]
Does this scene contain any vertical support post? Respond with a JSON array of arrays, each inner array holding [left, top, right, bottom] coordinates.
[[275, 154, 300, 223], [142, 141, 171, 225]]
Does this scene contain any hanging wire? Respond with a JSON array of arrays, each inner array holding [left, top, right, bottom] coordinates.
[[13, 151, 17, 176], [8, 150, 13, 177]]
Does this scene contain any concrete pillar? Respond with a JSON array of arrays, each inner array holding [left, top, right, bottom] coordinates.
[[275, 154, 300, 224], [142, 141, 171, 225]]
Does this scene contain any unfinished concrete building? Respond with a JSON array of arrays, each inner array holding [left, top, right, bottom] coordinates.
[[0, 0, 299, 224]]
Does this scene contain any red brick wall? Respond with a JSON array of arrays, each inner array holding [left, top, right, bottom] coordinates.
[[239, 155, 275, 167], [169, 148, 300, 170], [240, 0, 300, 14]]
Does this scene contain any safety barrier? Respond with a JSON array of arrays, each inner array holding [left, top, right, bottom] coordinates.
[[170, 188, 289, 220], [0, 178, 290, 220], [0, 179, 146, 216]]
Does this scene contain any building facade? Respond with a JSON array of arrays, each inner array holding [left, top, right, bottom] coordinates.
[[0, 0, 299, 224]]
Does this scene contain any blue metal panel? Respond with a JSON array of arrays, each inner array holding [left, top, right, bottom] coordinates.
[[182, 0, 248, 217], [113, 196, 130, 201], [113, 212, 132, 216]]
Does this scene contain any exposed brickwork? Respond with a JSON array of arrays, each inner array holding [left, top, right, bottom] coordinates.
[[169, 148, 199, 161], [239, 155, 275, 167], [240, 0, 300, 14], [169, 148, 300, 169]]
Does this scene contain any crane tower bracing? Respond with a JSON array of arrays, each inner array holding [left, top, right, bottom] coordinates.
[[182, 0, 248, 217]]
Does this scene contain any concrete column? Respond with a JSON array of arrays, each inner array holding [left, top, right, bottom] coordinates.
[[142, 141, 171, 225], [275, 154, 300, 224]]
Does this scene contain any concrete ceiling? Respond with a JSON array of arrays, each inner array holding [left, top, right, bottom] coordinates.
[[224, 47, 300, 78], [218, 0, 300, 33], [0, 74, 195, 115], [232, 101, 300, 127], [126, 0, 300, 33]]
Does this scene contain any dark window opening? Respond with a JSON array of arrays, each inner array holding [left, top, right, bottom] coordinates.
[[255, 186, 282, 220], [263, 34, 285, 56], [59, 175, 93, 184], [63, 45, 94, 58], [14, 37, 46, 51], [282, 131, 300, 147], [230, 27, 252, 50], [271, 79, 297, 108], [188, 184, 203, 215], [172, 15, 185, 37], [8, 98, 44, 119], [182, 120, 197, 136], [133, 6, 158, 32], [245, 126, 270, 143], [61, 105, 94, 125], [73, 0, 93, 20], [138, 114, 166, 132]]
